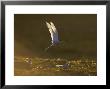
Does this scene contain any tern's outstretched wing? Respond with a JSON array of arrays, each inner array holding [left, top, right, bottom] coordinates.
[[46, 22, 51, 29], [50, 22, 59, 44], [46, 21, 59, 44], [46, 22, 53, 35], [50, 22, 57, 33], [46, 22, 54, 42]]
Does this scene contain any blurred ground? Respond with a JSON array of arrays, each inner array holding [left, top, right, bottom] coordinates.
[[14, 56, 96, 76], [14, 14, 97, 76]]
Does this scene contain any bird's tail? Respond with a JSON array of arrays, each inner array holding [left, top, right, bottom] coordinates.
[[44, 44, 53, 52]]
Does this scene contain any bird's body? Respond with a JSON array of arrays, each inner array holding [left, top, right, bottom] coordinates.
[[45, 22, 60, 51]]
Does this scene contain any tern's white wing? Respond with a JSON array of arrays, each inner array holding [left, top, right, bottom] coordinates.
[[46, 22, 51, 29], [50, 22, 58, 33], [46, 21, 59, 44], [46, 22, 54, 42], [46, 22, 53, 35], [50, 22, 59, 44]]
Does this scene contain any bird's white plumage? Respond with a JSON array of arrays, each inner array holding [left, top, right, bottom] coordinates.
[[46, 21, 59, 45], [46, 22, 51, 29], [50, 22, 57, 33]]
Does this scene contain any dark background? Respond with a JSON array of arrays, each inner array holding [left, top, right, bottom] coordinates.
[[14, 14, 97, 59]]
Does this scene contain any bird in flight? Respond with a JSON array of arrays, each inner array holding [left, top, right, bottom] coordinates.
[[45, 21, 60, 51]]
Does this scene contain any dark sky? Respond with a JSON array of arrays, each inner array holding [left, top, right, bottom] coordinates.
[[14, 14, 97, 58]]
